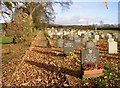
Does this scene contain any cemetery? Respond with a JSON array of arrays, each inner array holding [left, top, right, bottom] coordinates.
[[1, 26, 119, 87], [1, 1, 120, 88]]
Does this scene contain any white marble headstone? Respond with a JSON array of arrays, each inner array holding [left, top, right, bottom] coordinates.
[[93, 39, 97, 45], [108, 41, 118, 54], [108, 38, 114, 42], [95, 35, 99, 41]]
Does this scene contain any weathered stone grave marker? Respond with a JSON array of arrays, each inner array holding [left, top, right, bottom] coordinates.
[[95, 35, 99, 41], [108, 40, 118, 54], [93, 39, 97, 45], [74, 38, 81, 49], [68, 35, 74, 41], [80, 42, 103, 79], [57, 36, 64, 48], [101, 33, 105, 39], [108, 38, 114, 42], [82, 37, 88, 46], [64, 41, 74, 54], [118, 34, 120, 42], [53, 35, 58, 40]]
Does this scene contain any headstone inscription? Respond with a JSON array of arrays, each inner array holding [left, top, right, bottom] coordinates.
[[80, 42, 103, 78], [64, 41, 74, 54], [81, 48, 99, 64], [82, 42, 99, 63]]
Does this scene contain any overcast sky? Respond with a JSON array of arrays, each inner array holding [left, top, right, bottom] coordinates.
[[54, 1, 118, 25]]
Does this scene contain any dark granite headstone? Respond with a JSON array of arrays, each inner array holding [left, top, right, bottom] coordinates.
[[64, 41, 74, 53], [80, 42, 102, 79], [82, 42, 99, 63], [81, 48, 99, 64]]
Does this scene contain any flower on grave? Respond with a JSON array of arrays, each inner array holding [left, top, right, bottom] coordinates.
[[97, 63, 103, 69]]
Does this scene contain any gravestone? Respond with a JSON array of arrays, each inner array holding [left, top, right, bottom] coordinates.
[[108, 38, 114, 42], [81, 48, 99, 64], [74, 35, 79, 40], [108, 41, 118, 54], [101, 34, 105, 39], [93, 39, 97, 45], [64, 41, 74, 54], [113, 33, 118, 39], [57, 38, 64, 48], [68, 35, 74, 41], [80, 42, 103, 79], [53, 35, 58, 40], [95, 35, 99, 41], [107, 33, 112, 39], [118, 34, 120, 42], [74, 38, 81, 49], [82, 37, 88, 46]]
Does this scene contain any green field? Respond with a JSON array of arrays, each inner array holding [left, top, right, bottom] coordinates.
[[97, 30, 120, 33], [0, 36, 13, 44]]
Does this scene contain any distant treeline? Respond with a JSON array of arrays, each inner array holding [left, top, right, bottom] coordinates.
[[48, 24, 120, 31]]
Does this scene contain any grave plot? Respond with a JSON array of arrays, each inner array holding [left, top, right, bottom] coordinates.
[[81, 42, 104, 79]]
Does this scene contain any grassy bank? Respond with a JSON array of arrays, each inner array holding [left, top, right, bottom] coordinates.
[[2, 30, 40, 64]]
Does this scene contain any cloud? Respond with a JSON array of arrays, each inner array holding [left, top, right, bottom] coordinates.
[[55, 16, 108, 25], [71, 2, 101, 9]]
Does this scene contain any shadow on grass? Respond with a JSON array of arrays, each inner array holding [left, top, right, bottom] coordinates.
[[25, 60, 81, 78]]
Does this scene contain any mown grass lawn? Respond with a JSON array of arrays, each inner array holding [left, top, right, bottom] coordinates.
[[97, 30, 119, 33]]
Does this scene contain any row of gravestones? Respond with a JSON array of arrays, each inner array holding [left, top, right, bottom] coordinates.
[[57, 34, 120, 54], [47, 28, 119, 40], [47, 28, 120, 54], [46, 30, 120, 56]]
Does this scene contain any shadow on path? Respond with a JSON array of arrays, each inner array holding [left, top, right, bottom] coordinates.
[[25, 60, 81, 78], [32, 49, 65, 57]]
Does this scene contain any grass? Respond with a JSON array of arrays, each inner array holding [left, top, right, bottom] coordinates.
[[2, 30, 40, 64], [96, 30, 119, 33], [0, 36, 14, 44]]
